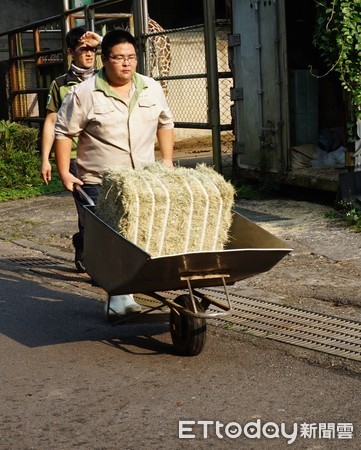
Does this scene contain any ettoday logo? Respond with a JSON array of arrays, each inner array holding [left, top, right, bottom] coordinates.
[[179, 420, 298, 444], [178, 420, 353, 444]]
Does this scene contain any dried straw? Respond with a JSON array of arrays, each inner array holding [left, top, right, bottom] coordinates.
[[95, 163, 235, 256]]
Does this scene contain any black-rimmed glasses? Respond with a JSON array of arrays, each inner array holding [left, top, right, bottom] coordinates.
[[107, 54, 137, 64]]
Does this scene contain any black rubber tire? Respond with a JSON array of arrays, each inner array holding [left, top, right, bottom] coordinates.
[[169, 295, 207, 356]]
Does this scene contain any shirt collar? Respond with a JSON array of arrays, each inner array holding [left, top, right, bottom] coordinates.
[[95, 69, 148, 99]]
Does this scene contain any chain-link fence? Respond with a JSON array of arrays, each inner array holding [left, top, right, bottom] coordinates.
[[144, 20, 234, 171]]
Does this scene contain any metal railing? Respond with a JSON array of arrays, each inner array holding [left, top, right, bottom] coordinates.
[[0, 0, 234, 174]]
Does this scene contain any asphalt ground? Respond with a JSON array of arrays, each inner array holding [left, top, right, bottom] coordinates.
[[1, 191, 361, 449]]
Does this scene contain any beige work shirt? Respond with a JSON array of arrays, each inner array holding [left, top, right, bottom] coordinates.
[[55, 69, 174, 184]]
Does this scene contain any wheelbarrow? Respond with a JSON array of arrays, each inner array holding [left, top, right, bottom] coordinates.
[[78, 187, 292, 356]]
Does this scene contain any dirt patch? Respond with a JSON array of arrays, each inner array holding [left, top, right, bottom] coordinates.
[[174, 136, 212, 151], [155, 136, 212, 160], [0, 192, 78, 257], [156, 133, 233, 158], [233, 198, 361, 322]]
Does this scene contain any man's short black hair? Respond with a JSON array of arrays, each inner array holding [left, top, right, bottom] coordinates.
[[66, 26, 87, 50], [101, 29, 137, 57]]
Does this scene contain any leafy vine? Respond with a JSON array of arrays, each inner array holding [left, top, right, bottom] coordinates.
[[313, 0, 361, 126]]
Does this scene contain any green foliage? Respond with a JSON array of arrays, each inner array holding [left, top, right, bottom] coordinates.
[[0, 176, 64, 202], [0, 145, 40, 188], [0, 120, 17, 139], [234, 183, 263, 200], [326, 200, 361, 232], [0, 120, 38, 155], [337, 200, 361, 231], [0, 121, 40, 188], [313, 0, 361, 123], [0, 120, 64, 201], [324, 209, 339, 219]]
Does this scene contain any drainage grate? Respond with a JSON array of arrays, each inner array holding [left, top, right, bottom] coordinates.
[[203, 288, 361, 362], [8, 257, 60, 267], [136, 289, 361, 362]]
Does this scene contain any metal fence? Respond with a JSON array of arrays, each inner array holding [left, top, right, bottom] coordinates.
[[0, 2, 234, 174], [144, 21, 233, 170], [1, 16, 66, 125]]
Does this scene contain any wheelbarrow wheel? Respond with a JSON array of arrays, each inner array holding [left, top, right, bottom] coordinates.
[[169, 295, 207, 356]]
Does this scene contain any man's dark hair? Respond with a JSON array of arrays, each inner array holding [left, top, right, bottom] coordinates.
[[101, 29, 137, 57], [66, 26, 87, 50]]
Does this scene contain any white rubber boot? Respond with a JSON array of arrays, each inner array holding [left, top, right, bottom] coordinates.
[[105, 294, 141, 317]]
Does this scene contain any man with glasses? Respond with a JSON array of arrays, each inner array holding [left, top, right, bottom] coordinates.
[[54, 29, 174, 316], [41, 26, 101, 273]]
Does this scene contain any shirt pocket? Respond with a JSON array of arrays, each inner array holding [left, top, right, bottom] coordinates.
[[91, 102, 119, 131], [138, 99, 160, 122], [93, 103, 115, 114]]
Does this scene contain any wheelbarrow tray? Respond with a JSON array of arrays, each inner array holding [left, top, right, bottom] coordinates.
[[83, 206, 292, 296]]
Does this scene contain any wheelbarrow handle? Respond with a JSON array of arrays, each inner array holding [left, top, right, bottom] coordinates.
[[74, 183, 95, 207]]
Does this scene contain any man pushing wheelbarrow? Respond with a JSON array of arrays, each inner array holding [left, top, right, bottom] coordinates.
[[54, 29, 174, 317], [55, 30, 291, 356]]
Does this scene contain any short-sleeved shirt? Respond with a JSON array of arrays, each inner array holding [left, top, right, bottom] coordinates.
[[46, 70, 86, 156], [55, 69, 174, 184], [46, 69, 84, 112]]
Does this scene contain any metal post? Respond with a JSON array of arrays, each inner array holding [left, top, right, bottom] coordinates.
[[203, 0, 222, 173], [132, 0, 147, 74], [142, 0, 149, 33], [85, 6, 95, 31], [63, 0, 71, 33]]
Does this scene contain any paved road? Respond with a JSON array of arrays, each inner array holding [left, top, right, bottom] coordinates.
[[0, 235, 360, 449], [0, 196, 361, 450]]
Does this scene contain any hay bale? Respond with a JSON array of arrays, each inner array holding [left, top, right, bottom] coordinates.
[[95, 163, 235, 256]]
